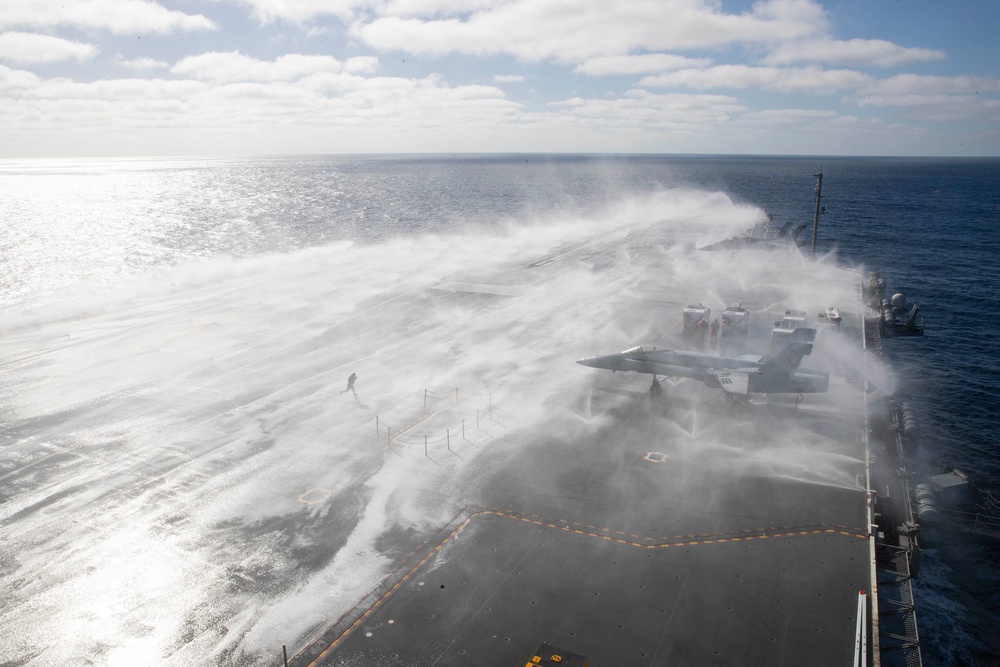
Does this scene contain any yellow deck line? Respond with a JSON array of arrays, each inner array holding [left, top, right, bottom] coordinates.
[[300, 509, 867, 666]]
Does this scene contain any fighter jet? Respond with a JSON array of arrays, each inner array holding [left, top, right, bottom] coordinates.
[[577, 327, 828, 397]]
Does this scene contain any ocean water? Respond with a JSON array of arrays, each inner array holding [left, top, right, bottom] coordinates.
[[1, 154, 998, 666]]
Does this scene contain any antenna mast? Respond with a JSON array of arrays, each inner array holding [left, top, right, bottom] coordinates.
[[811, 170, 823, 257]]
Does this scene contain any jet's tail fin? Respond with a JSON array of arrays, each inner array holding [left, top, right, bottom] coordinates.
[[758, 327, 816, 371], [776, 221, 793, 237], [789, 224, 807, 241]]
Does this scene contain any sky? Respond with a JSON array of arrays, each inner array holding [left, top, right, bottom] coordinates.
[[1, 0, 998, 158]]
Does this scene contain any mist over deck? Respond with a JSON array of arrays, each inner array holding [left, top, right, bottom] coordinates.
[[291, 234, 874, 665], [0, 200, 874, 666]]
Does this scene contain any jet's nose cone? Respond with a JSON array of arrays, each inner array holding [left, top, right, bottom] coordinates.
[[577, 354, 619, 370]]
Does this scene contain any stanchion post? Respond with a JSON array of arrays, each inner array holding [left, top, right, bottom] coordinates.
[[282, 644, 288, 667], [424, 389, 427, 408], [376, 415, 379, 436], [462, 419, 466, 440], [424, 434, 428, 457]]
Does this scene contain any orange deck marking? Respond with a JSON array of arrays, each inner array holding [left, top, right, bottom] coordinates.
[[299, 510, 867, 666]]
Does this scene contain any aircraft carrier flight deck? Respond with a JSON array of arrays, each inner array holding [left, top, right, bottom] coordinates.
[[290, 233, 885, 667]]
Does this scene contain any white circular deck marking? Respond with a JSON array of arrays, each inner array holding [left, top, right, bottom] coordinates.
[[297, 488, 333, 505], [643, 452, 669, 464]]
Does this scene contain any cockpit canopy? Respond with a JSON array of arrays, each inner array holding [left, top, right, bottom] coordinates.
[[623, 345, 665, 354]]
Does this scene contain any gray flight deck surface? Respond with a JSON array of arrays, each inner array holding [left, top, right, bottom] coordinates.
[[0, 222, 873, 666], [294, 240, 872, 666]]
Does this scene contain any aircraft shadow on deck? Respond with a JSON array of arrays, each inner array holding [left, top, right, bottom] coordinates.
[[589, 384, 843, 435]]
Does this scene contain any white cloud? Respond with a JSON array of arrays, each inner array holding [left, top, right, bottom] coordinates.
[[854, 75, 998, 116], [0, 0, 216, 34], [0, 0, 994, 156], [351, 0, 825, 63], [212, 81, 318, 102], [115, 55, 169, 71], [343, 56, 379, 74], [741, 108, 837, 122], [381, 0, 499, 17], [0, 61, 523, 155], [233, 0, 368, 23], [752, 0, 828, 23], [575, 54, 712, 76], [764, 38, 946, 68], [740, 108, 873, 130], [642, 65, 872, 93], [859, 73, 1000, 97], [0, 32, 98, 65], [24, 77, 210, 101], [172, 52, 346, 83], [298, 71, 367, 93], [716, 107, 904, 154], [552, 89, 746, 129], [834, 74, 1000, 123], [858, 93, 1000, 122], [0, 64, 41, 92]]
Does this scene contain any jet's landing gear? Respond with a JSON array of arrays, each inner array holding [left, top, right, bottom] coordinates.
[[650, 377, 663, 396]]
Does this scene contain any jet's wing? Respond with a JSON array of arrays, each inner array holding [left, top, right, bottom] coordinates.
[[714, 371, 750, 395]]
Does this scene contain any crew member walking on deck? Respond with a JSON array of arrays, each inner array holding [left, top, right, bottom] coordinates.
[[341, 372, 357, 397], [710, 318, 719, 344]]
